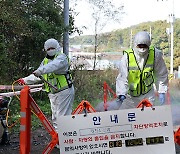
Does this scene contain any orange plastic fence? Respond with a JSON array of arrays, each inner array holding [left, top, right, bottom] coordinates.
[[166, 88, 171, 105], [103, 81, 117, 111], [136, 99, 153, 108], [20, 86, 31, 154], [19, 86, 96, 154], [72, 100, 96, 115], [30, 96, 58, 154], [174, 128, 180, 146], [20, 85, 179, 153], [20, 86, 58, 154]]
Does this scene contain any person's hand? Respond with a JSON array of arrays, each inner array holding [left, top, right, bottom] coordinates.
[[33, 70, 41, 77], [159, 93, 165, 105], [118, 95, 126, 103], [17, 78, 25, 85]]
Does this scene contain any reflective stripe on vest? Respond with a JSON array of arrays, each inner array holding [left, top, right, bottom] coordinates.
[[43, 53, 72, 93], [124, 46, 155, 97]]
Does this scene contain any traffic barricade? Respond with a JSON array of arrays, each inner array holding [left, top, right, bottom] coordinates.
[[19, 86, 58, 154]]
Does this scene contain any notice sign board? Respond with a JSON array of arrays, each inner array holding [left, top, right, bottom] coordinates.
[[57, 105, 176, 154]]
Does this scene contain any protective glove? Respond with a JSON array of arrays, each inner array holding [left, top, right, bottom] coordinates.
[[33, 70, 41, 77], [159, 93, 165, 105], [17, 78, 25, 85], [118, 95, 126, 103]]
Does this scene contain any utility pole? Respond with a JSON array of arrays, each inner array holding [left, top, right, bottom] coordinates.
[[149, 26, 152, 40], [130, 29, 133, 48], [168, 0, 175, 75], [63, 0, 69, 56], [157, 0, 175, 76], [168, 12, 175, 75]]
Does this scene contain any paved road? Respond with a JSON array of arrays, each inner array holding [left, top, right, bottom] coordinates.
[[176, 144, 180, 154], [172, 104, 180, 127]]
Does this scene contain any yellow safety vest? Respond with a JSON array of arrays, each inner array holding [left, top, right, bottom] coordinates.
[[43, 53, 72, 93], [124, 46, 155, 97]]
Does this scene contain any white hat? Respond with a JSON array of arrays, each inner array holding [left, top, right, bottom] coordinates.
[[44, 38, 61, 56], [134, 31, 151, 47], [44, 38, 61, 51]]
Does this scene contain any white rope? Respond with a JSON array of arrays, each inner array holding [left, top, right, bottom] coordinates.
[[0, 87, 43, 97], [0, 84, 43, 90]]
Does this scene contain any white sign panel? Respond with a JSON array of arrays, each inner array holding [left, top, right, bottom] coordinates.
[[57, 105, 176, 154]]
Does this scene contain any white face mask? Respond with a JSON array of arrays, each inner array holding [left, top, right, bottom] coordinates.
[[47, 49, 57, 56], [138, 48, 149, 56]]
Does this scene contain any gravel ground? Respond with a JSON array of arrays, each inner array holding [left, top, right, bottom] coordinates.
[[0, 127, 60, 154]]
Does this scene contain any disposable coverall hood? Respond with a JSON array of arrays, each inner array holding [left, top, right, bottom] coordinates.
[[133, 31, 151, 56], [44, 38, 61, 56]]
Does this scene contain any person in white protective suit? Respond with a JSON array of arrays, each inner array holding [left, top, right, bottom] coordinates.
[[18, 38, 74, 133], [116, 31, 168, 109]]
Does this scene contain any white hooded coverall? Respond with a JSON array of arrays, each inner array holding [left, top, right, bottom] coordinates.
[[22, 39, 74, 132], [116, 32, 168, 109]]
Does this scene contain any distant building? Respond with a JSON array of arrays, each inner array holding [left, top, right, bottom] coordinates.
[[71, 58, 114, 70], [69, 44, 122, 70]]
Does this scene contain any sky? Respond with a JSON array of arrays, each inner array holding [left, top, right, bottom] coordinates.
[[71, 0, 180, 35]]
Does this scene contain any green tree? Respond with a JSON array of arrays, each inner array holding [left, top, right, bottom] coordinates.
[[86, 0, 124, 69], [0, 0, 76, 84], [0, 1, 28, 83], [70, 19, 180, 70]]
